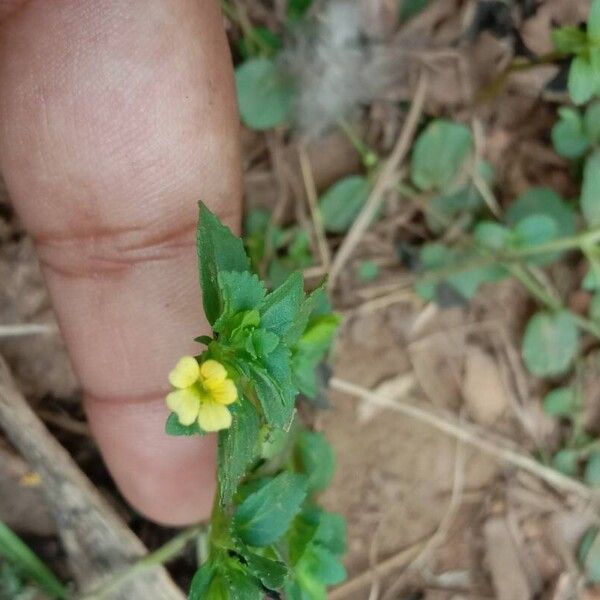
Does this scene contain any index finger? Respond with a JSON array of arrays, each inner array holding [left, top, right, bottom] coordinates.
[[0, 0, 242, 524]]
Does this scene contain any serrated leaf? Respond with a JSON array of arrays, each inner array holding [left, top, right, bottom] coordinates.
[[214, 271, 266, 333], [197, 203, 250, 325], [233, 537, 288, 590], [568, 56, 597, 105], [318, 176, 370, 233], [234, 472, 308, 546], [542, 387, 577, 417], [411, 120, 473, 191], [189, 562, 215, 600], [165, 412, 204, 436], [218, 399, 261, 505], [235, 58, 293, 130], [552, 107, 589, 159], [522, 310, 579, 377], [582, 150, 600, 227], [249, 364, 294, 429], [585, 451, 600, 487], [260, 271, 305, 339], [295, 431, 335, 492], [245, 329, 280, 360]]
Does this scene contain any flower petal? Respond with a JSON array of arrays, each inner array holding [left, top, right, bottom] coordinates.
[[199, 359, 227, 382], [169, 356, 200, 389], [209, 379, 238, 405], [166, 389, 200, 426], [197, 402, 232, 432]]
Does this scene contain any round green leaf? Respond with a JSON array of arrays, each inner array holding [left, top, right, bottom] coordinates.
[[474, 221, 511, 251], [552, 448, 579, 476], [505, 187, 576, 238], [568, 56, 597, 105], [511, 214, 558, 248], [356, 260, 380, 282], [522, 311, 579, 377], [552, 108, 589, 158], [411, 120, 473, 191], [319, 176, 370, 233], [542, 386, 576, 417], [235, 58, 293, 130], [582, 150, 600, 227]]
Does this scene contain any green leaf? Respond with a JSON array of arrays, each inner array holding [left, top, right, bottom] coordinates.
[[245, 329, 280, 360], [357, 260, 380, 282], [552, 449, 579, 476], [510, 214, 558, 249], [249, 363, 295, 429], [295, 431, 335, 492], [585, 451, 600, 487], [582, 150, 600, 227], [299, 546, 346, 586], [522, 310, 579, 377], [584, 101, 600, 144], [314, 511, 347, 555], [426, 184, 484, 233], [225, 566, 263, 599], [568, 56, 597, 105], [0, 521, 67, 599], [552, 26, 588, 54], [318, 176, 370, 233], [235, 58, 293, 130], [218, 399, 261, 505], [234, 472, 308, 546], [542, 387, 577, 417], [411, 120, 473, 191], [584, 263, 600, 290], [505, 187, 576, 238], [165, 412, 203, 437], [214, 271, 266, 333], [551, 107, 590, 158], [591, 291, 600, 323], [189, 562, 215, 600], [474, 221, 511, 251], [589, 0, 600, 42], [260, 271, 305, 340], [197, 202, 250, 325], [233, 537, 288, 590]]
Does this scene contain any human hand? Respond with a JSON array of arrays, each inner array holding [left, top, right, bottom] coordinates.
[[0, 0, 241, 525]]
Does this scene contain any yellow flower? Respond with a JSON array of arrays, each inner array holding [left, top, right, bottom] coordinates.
[[166, 356, 238, 432]]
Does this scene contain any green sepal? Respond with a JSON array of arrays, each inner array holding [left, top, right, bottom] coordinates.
[[165, 412, 204, 437]]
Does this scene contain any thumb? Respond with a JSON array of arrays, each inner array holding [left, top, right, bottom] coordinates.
[[0, 0, 241, 525]]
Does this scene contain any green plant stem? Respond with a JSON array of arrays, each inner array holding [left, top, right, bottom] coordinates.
[[337, 118, 379, 171], [0, 520, 68, 599], [80, 525, 204, 600], [220, 0, 274, 56]]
